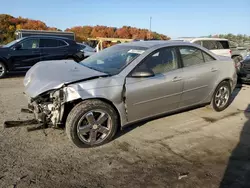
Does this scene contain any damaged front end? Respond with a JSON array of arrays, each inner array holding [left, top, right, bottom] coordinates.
[[4, 88, 66, 131], [27, 88, 65, 128]]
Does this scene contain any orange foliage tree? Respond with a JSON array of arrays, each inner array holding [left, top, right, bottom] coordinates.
[[0, 14, 60, 44], [0, 14, 170, 44], [66, 25, 170, 42]]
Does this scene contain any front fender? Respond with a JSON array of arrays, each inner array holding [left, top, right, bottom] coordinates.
[[63, 81, 128, 126]]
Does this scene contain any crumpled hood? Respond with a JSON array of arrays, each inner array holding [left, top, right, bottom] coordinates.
[[24, 60, 107, 98]]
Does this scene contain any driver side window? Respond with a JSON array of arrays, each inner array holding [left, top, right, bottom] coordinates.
[[136, 47, 178, 75], [19, 39, 40, 49]]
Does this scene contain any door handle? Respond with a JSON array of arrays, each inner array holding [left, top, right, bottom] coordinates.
[[172, 76, 183, 82], [211, 67, 218, 72]]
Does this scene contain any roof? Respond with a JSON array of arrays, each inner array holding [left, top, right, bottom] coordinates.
[[21, 35, 74, 41], [119, 40, 194, 48], [177, 37, 228, 42], [87, 37, 133, 42], [15, 29, 74, 34]]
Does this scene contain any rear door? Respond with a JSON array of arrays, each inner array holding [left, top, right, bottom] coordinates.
[[178, 46, 219, 107], [40, 38, 69, 61], [9, 38, 41, 70], [202, 40, 231, 57]]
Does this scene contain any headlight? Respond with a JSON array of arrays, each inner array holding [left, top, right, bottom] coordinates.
[[24, 75, 31, 87]]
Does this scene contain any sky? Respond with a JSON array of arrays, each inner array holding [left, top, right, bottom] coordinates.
[[0, 0, 249, 38]]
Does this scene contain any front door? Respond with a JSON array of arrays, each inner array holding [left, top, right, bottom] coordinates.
[[10, 38, 41, 70], [125, 47, 184, 122], [178, 46, 220, 107]]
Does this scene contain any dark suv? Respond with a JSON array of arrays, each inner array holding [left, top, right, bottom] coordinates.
[[0, 36, 84, 78]]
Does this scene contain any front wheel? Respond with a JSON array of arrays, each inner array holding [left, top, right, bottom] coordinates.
[[66, 100, 119, 148], [0, 62, 7, 78], [211, 81, 231, 112]]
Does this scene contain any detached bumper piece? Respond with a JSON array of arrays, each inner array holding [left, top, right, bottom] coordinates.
[[4, 108, 49, 132]]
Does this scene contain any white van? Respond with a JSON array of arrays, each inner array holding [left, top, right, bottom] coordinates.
[[178, 37, 231, 57]]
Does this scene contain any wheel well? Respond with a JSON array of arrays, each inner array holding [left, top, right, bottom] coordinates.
[[62, 98, 121, 129], [209, 79, 232, 104], [219, 79, 232, 90], [214, 79, 232, 94]]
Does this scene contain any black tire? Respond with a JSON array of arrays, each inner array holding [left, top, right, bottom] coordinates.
[[66, 99, 119, 148], [0, 61, 7, 78], [211, 81, 231, 112]]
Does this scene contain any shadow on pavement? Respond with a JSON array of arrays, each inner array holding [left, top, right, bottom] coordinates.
[[115, 83, 243, 141], [2, 72, 26, 79], [220, 104, 250, 187], [229, 83, 242, 105]]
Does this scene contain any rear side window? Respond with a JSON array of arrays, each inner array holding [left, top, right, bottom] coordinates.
[[194, 40, 202, 46], [217, 41, 229, 49], [203, 40, 229, 50], [179, 46, 204, 67], [57, 40, 68, 47], [203, 52, 215, 62], [40, 39, 67, 48], [203, 41, 217, 50]]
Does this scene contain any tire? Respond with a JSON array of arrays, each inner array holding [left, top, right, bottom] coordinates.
[[211, 81, 231, 112], [0, 61, 7, 78], [66, 99, 119, 148]]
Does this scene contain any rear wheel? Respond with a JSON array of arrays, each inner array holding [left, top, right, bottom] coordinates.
[[211, 81, 231, 112], [66, 100, 119, 148], [0, 62, 7, 78]]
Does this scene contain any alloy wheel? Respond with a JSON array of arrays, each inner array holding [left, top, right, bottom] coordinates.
[[215, 86, 230, 109], [76, 110, 112, 145], [0, 64, 5, 77]]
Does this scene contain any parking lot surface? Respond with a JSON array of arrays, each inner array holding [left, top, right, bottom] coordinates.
[[1, 76, 250, 188]]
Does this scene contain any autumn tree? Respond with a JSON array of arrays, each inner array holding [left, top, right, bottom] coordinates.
[[0, 14, 60, 44], [0, 14, 171, 45]]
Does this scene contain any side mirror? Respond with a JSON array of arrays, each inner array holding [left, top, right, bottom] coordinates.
[[13, 44, 22, 50], [130, 68, 155, 78]]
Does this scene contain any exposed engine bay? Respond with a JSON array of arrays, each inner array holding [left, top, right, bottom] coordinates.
[[28, 89, 65, 128]]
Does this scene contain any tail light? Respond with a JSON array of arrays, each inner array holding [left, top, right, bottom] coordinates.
[[229, 50, 232, 55]]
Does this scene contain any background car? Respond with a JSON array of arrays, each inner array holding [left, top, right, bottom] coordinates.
[[23, 41, 237, 147], [0, 36, 84, 78], [229, 41, 249, 64], [178, 37, 231, 57], [237, 55, 250, 83], [77, 42, 96, 58]]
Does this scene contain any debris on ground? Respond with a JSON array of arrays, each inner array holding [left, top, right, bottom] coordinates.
[[178, 172, 189, 180]]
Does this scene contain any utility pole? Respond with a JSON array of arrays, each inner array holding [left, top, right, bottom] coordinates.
[[149, 16, 152, 40], [149, 16, 152, 32]]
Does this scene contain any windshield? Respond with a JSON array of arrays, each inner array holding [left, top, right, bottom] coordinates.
[[3, 39, 21, 48], [80, 45, 147, 75]]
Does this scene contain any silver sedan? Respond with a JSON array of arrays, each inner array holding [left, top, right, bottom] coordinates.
[[24, 40, 237, 147]]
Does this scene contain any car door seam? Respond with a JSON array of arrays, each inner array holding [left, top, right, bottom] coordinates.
[[182, 85, 208, 93], [133, 92, 183, 106]]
